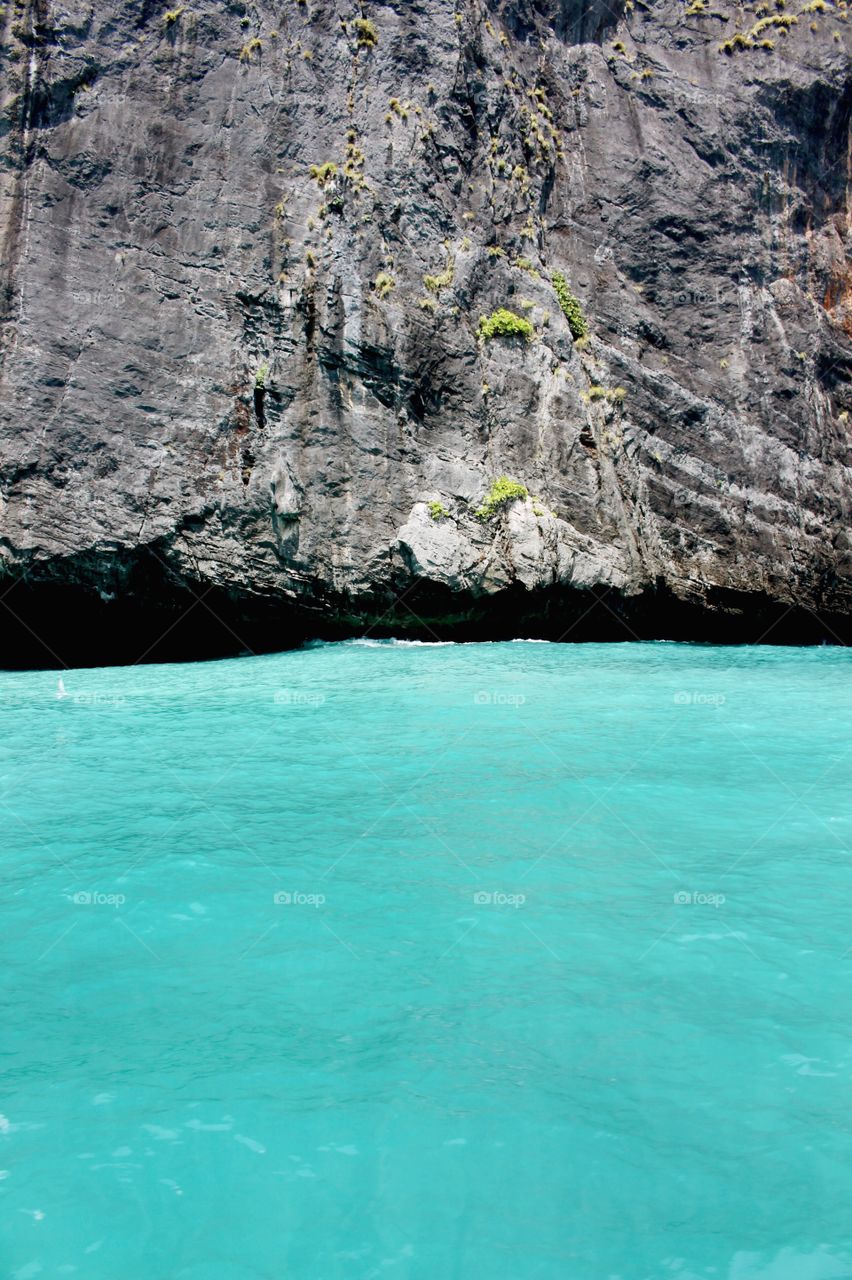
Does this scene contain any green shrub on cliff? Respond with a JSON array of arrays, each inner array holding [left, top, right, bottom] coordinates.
[[353, 17, 378, 47], [477, 309, 534, 342], [423, 254, 454, 295], [513, 256, 540, 279], [475, 477, 528, 520], [552, 271, 588, 339], [239, 36, 262, 61], [309, 162, 337, 187], [583, 384, 626, 404]]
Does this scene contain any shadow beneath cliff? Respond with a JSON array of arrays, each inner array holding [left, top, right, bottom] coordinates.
[[0, 573, 344, 670], [0, 572, 847, 670], [345, 581, 850, 648]]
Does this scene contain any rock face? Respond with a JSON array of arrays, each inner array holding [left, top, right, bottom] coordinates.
[[0, 0, 850, 664]]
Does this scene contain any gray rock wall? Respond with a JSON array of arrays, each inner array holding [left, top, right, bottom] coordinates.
[[0, 0, 850, 661]]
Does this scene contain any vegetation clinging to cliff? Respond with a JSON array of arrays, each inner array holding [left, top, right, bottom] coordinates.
[[552, 272, 588, 340], [475, 477, 529, 520], [477, 309, 534, 341], [353, 17, 378, 48]]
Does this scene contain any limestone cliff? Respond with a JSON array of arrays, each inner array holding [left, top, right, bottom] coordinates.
[[0, 0, 850, 663]]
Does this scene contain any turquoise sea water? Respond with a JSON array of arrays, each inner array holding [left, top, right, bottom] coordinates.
[[1, 640, 850, 1280]]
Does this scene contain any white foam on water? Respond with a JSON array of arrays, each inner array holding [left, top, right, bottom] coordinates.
[[141, 1124, 180, 1142], [386, 640, 455, 647], [234, 1134, 266, 1154], [13, 1262, 42, 1280], [678, 931, 748, 944], [337, 637, 458, 648], [728, 1245, 852, 1279]]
